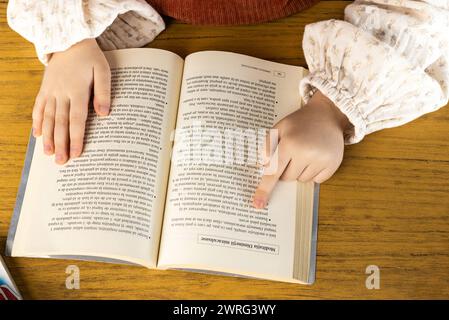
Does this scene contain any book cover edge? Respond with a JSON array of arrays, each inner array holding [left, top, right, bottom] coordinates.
[[306, 183, 320, 284], [5, 131, 35, 256]]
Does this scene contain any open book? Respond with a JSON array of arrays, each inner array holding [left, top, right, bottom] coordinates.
[[6, 49, 319, 284]]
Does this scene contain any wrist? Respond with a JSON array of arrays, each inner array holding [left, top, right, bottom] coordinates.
[[51, 38, 98, 58], [308, 90, 352, 133]]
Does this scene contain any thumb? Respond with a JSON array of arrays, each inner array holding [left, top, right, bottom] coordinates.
[[93, 62, 111, 116]]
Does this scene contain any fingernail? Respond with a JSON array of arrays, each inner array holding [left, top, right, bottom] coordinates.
[[44, 144, 52, 154], [32, 127, 36, 137], [55, 153, 64, 163], [70, 147, 79, 158], [100, 105, 110, 115], [253, 198, 266, 209]]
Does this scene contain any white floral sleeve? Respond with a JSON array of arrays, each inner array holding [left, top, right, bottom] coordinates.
[[7, 0, 165, 65], [300, 0, 449, 144]]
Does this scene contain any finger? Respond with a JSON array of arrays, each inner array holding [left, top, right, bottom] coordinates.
[[93, 61, 111, 116], [69, 95, 89, 158], [54, 97, 70, 164], [32, 93, 46, 137], [42, 97, 56, 155], [280, 161, 307, 181], [297, 165, 322, 183], [260, 128, 280, 166], [313, 167, 338, 184], [253, 143, 291, 209]]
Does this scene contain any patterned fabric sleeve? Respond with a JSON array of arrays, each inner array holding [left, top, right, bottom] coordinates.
[[300, 1, 449, 144], [7, 0, 165, 64]]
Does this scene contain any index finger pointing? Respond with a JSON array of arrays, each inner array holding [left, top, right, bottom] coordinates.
[[253, 144, 290, 209]]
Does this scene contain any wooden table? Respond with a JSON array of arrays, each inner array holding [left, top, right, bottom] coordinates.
[[1, 1, 448, 299]]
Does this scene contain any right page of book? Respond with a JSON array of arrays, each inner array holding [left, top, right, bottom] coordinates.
[[158, 51, 308, 282]]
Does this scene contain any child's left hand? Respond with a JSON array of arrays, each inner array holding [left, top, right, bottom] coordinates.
[[252, 91, 351, 209]]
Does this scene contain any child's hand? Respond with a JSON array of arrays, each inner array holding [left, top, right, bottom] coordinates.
[[253, 91, 350, 209], [32, 38, 111, 164]]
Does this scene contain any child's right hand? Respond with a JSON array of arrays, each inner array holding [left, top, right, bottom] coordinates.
[[32, 38, 111, 164]]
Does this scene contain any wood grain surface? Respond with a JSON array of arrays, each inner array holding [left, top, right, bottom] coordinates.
[[0, 1, 448, 299]]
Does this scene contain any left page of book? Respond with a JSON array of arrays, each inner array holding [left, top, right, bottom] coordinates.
[[7, 49, 184, 267]]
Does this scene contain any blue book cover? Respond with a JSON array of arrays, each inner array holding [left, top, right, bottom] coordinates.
[[0, 256, 21, 300]]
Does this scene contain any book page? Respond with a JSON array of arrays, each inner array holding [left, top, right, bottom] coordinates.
[[158, 51, 306, 281], [10, 49, 183, 267]]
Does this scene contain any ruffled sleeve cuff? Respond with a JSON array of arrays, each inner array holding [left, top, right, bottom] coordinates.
[[300, 73, 364, 144], [7, 0, 165, 65], [300, 20, 447, 144]]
